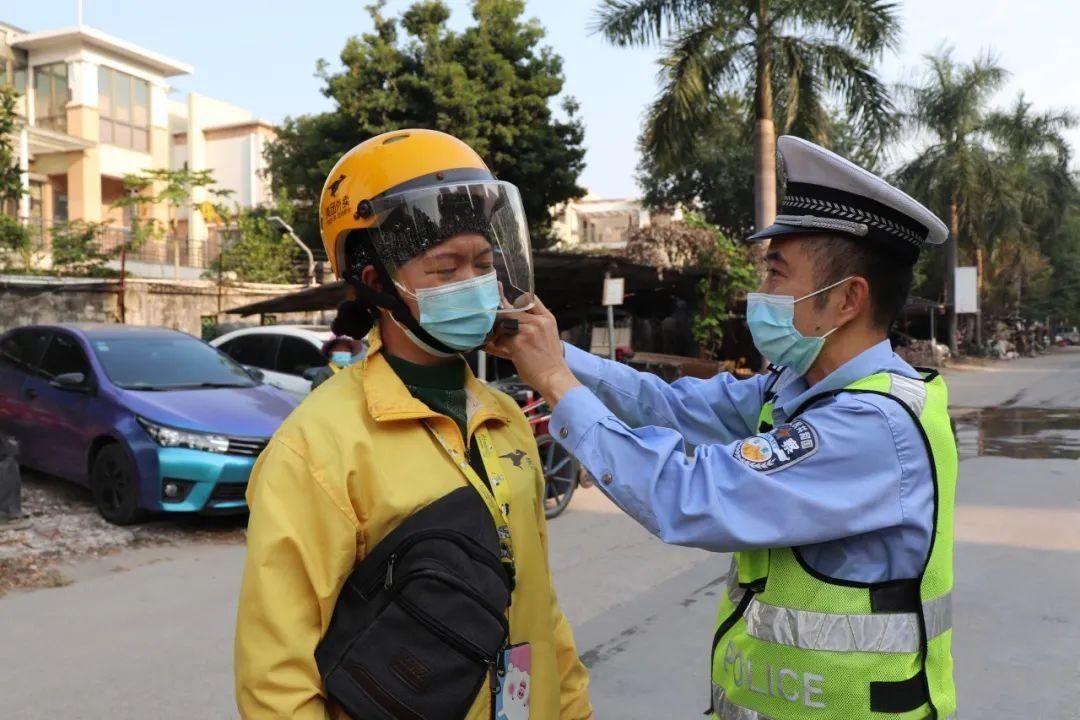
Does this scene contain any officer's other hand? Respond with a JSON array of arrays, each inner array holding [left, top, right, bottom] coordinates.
[[486, 295, 580, 406]]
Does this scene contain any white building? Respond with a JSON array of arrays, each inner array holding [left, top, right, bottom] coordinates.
[[550, 194, 651, 251], [1, 20, 275, 277]]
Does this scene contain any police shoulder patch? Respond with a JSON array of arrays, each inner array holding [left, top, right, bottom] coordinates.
[[732, 419, 819, 474]]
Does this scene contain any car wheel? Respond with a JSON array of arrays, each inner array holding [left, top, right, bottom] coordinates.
[[91, 444, 146, 525]]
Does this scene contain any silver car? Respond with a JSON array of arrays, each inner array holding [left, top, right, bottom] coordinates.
[[211, 325, 340, 399]]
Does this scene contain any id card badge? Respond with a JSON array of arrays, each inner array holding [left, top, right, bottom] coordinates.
[[493, 643, 531, 720]]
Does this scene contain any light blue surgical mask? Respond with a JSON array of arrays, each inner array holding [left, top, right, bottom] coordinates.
[[406, 272, 501, 352], [330, 351, 354, 367], [746, 276, 852, 376]]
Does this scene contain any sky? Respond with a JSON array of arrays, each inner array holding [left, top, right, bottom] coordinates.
[[7, 0, 1080, 198]]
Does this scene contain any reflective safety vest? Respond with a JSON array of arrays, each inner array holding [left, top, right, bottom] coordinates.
[[709, 370, 958, 720]]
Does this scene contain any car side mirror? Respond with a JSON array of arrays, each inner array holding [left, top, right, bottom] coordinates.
[[51, 372, 89, 392], [302, 367, 322, 382], [243, 365, 265, 382]]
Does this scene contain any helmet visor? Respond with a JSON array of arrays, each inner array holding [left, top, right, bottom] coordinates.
[[366, 181, 534, 311]]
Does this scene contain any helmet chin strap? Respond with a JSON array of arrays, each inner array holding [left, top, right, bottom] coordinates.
[[387, 314, 460, 358], [349, 263, 461, 357]]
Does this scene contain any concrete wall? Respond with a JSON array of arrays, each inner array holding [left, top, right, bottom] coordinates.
[[0, 277, 320, 338]]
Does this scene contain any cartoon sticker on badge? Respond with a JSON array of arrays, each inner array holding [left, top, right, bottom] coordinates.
[[495, 644, 531, 720], [732, 419, 818, 474]]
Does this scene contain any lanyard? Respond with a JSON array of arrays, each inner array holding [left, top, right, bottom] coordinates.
[[425, 422, 515, 570]]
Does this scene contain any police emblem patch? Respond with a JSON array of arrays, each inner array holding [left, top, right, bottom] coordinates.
[[733, 420, 819, 474]]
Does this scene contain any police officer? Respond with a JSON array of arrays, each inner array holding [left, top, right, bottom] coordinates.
[[489, 136, 958, 719]]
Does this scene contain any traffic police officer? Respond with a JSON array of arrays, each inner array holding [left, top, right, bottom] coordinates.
[[489, 136, 958, 719]]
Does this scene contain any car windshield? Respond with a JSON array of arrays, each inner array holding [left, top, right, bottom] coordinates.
[[89, 335, 257, 390]]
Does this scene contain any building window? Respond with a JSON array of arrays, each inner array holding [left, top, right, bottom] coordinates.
[[54, 191, 68, 223], [98, 66, 149, 152], [13, 64, 26, 92], [28, 182, 42, 220], [33, 63, 69, 133], [2, 44, 27, 91], [2, 60, 24, 90]]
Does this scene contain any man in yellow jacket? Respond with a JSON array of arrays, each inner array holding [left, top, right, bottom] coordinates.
[[234, 129, 593, 719]]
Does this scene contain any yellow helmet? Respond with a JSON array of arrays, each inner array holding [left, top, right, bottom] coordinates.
[[319, 129, 493, 278], [319, 129, 537, 355]]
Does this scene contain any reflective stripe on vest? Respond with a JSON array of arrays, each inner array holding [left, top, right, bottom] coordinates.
[[744, 593, 952, 653], [723, 557, 952, 654], [757, 372, 930, 433]]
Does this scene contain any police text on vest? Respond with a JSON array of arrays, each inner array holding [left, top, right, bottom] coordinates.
[[724, 642, 825, 709]]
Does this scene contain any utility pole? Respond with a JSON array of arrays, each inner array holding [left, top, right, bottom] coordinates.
[[269, 216, 315, 285], [118, 187, 137, 324]]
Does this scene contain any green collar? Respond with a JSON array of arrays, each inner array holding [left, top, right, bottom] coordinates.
[[384, 353, 466, 391]]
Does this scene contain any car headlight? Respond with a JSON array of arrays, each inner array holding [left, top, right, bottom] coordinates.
[[137, 417, 230, 454]]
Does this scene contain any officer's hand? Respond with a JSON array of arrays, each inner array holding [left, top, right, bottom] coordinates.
[[486, 295, 581, 407]]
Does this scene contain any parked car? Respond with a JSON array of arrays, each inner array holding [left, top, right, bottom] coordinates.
[[0, 324, 298, 524], [1054, 326, 1079, 346], [211, 325, 350, 399]]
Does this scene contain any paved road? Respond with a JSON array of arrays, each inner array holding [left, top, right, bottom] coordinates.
[[2, 349, 1079, 719]]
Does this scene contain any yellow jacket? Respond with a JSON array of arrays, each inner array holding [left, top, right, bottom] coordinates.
[[235, 327, 593, 719]]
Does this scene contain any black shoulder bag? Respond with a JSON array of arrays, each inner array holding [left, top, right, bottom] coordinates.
[[316, 486, 513, 719]]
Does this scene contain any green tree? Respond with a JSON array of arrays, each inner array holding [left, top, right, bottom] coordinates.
[[266, 0, 587, 250], [1040, 208, 1080, 327], [638, 92, 881, 241], [0, 85, 22, 214], [638, 93, 756, 239], [0, 213, 32, 271], [983, 96, 1077, 319], [49, 221, 113, 277], [115, 169, 216, 239], [625, 213, 758, 357], [112, 174, 160, 253], [688, 217, 760, 358], [594, 0, 899, 234], [205, 201, 301, 285], [112, 167, 224, 279], [896, 50, 1007, 352]]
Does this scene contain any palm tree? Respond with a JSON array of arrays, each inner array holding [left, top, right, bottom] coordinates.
[[984, 97, 1077, 320], [896, 50, 1007, 353], [593, 0, 900, 233], [986, 96, 1076, 246]]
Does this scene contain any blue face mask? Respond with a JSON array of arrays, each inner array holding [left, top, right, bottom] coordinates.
[[746, 277, 852, 376], [410, 272, 501, 352], [330, 351, 354, 367]]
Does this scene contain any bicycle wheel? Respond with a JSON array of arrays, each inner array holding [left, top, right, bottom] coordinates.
[[535, 433, 578, 519]]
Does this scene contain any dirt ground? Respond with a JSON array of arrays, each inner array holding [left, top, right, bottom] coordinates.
[[0, 472, 246, 596]]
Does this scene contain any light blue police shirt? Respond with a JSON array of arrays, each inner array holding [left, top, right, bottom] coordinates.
[[550, 340, 934, 583]]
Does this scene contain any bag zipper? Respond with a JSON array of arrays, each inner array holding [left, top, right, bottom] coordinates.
[[488, 640, 510, 720], [356, 528, 509, 598], [705, 589, 756, 715], [396, 594, 499, 665], [406, 568, 510, 635]]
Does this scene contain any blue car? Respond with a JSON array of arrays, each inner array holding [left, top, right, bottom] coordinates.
[[0, 324, 299, 524]]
